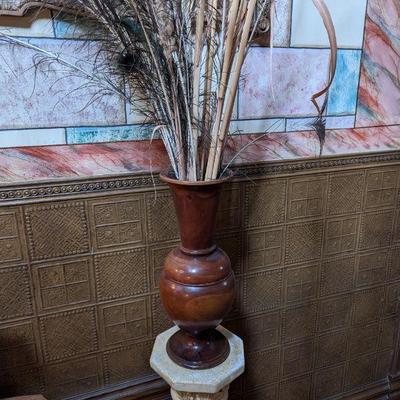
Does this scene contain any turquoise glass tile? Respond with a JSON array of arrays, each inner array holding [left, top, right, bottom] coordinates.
[[67, 125, 154, 144], [327, 50, 362, 115]]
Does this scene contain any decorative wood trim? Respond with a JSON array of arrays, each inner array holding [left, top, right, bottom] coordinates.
[[391, 309, 400, 379], [0, 151, 400, 203], [390, 375, 400, 400], [69, 375, 170, 400], [235, 151, 400, 180], [62, 374, 395, 400], [0, 0, 79, 16], [336, 379, 390, 400]]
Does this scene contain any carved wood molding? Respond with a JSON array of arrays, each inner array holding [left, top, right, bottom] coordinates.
[[0, 151, 399, 204], [0, 0, 79, 16]]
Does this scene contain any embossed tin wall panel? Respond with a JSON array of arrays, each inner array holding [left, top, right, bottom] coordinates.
[[0, 155, 399, 400]]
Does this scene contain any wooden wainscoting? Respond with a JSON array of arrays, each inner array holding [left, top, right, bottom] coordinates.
[[0, 152, 400, 400]]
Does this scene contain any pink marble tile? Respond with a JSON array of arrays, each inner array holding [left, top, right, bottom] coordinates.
[[224, 125, 400, 166], [0, 39, 126, 129], [239, 48, 330, 119], [0, 141, 169, 183], [356, 0, 400, 127], [0, 126, 398, 184]]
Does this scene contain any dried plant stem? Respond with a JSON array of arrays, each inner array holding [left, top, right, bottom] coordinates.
[[191, 0, 206, 181], [134, 3, 186, 179], [199, 0, 218, 177], [205, 0, 242, 180], [206, 0, 258, 180], [311, 0, 337, 114], [204, 0, 218, 123]]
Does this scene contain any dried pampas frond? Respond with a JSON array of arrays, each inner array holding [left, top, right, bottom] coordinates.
[[60, 0, 274, 181]]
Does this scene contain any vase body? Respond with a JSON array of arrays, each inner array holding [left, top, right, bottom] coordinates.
[[159, 174, 235, 370]]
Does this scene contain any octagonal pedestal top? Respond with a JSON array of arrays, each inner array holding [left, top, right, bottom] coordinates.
[[150, 326, 245, 394]]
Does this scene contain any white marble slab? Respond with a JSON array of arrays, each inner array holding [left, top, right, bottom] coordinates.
[[0, 128, 66, 147], [291, 0, 368, 48]]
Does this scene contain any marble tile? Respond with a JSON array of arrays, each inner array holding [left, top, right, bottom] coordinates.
[[126, 101, 151, 125], [0, 10, 54, 38], [0, 126, 399, 183], [327, 50, 362, 115], [0, 141, 169, 183], [323, 125, 400, 155], [272, 0, 292, 47], [323, 115, 356, 129], [0, 38, 126, 130], [224, 125, 400, 166], [230, 119, 285, 134], [291, 0, 368, 48], [0, 128, 66, 147], [356, 0, 400, 127], [286, 116, 355, 132], [239, 47, 330, 119], [67, 125, 154, 144], [125, 93, 238, 123]]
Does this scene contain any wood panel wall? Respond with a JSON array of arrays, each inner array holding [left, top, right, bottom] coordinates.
[[0, 152, 400, 400]]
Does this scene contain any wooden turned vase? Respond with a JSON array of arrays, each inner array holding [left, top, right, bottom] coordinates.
[[159, 173, 235, 370]]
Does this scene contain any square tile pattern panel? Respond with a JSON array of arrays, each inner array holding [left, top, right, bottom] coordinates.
[[43, 356, 103, 399], [98, 297, 151, 348], [0, 161, 398, 400], [0, 265, 33, 321], [94, 248, 148, 302], [89, 196, 146, 251], [32, 258, 94, 313], [0, 206, 27, 265], [25, 201, 89, 261]]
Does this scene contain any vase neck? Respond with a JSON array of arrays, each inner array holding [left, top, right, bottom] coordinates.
[[166, 180, 223, 253]]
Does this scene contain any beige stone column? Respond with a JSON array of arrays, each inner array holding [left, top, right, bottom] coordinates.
[[170, 386, 229, 400]]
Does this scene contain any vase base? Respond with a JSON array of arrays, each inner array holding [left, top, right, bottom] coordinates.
[[166, 329, 230, 370]]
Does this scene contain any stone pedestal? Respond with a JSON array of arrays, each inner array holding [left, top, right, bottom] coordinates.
[[170, 387, 229, 400], [150, 326, 244, 400]]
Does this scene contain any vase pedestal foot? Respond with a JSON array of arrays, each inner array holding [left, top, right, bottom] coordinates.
[[170, 386, 229, 400], [150, 326, 244, 400], [167, 329, 230, 370]]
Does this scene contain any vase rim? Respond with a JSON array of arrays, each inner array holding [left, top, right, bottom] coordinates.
[[160, 171, 232, 186]]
